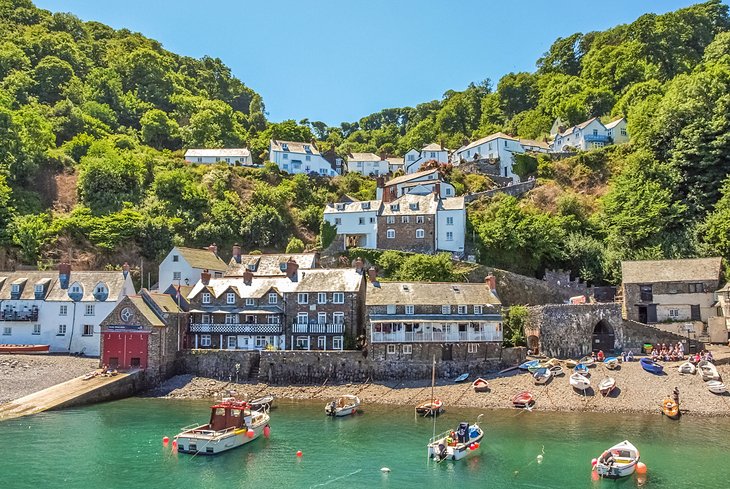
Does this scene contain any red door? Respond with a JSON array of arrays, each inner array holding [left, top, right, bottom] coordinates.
[[102, 332, 149, 370]]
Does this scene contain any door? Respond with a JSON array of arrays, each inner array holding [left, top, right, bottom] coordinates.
[[647, 304, 658, 323], [317, 336, 326, 350], [441, 344, 453, 361], [237, 335, 251, 350], [592, 320, 615, 353], [690, 304, 701, 321], [638, 306, 647, 323]]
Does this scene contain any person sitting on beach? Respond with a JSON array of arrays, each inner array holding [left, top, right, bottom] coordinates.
[[707, 351, 714, 362], [677, 342, 684, 358], [597, 350, 605, 362], [651, 349, 659, 360], [591, 351, 597, 361], [626, 350, 634, 361]]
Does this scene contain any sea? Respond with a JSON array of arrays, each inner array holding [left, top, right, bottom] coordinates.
[[0, 397, 728, 489]]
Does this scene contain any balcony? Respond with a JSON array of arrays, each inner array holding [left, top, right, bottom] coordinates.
[[189, 323, 283, 334], [583, 134, 609, 143], [0, 310, 39, 322], [370, 330, 501, 343], [292, 323, 345, 334]]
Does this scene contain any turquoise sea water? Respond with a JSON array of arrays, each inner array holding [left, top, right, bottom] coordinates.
[[1, 397, 729, 489]]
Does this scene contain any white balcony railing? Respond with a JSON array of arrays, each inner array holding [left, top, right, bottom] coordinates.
[[291, 323, 345, 334], [370, 330, 501, 343], [189, 323, 283, 334]]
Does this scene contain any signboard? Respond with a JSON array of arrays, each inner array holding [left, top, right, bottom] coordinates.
[[106, 324, 144, 331]]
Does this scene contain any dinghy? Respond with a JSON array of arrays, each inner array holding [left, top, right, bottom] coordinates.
[[549, 365, 565, 376], [599, 377, 616, 396], [661, 398, 680, 419], [604, 357, 619, 370], [518, 360, 540, 371], [579, 356, 595, 367], [472, 378, 490, 393], [454, 373, 470, 383], [325, 395, 360, 417], [415, 399, 444, 416], [698, 360, 720, 381], [594, 440, 640, 478], [707, 380, 727, 394], [527, 362, 550, 374], [640, 357, 664, 375], [574, 363, 590, 375], [678, 362, 696, 375], [511, 391, 534, 408], [570, 373, 590, 391], [533, 367, 552, 385], [249, 395, 274, 412], [427, 415, 485, 462]]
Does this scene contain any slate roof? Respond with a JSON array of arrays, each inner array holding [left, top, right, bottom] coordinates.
[[270, 140, 321, 155], [383, 168, 440, 187], [366, 281, 501, 306], [385, 156, 404, 166], [460, 132, 518, 153], [225, 253, 318, 277], [324, 200, 381, 214], [558, 117, 601, 137], [175, 247, 227, 271], [519, 138, 550, 150], [621, 257, 723, 284], [128, 296, 165, 327], [422, 143, 446, 151], [347, 152, 381, 162], [439, 196, 465, 210], [380, 193, 439, 216], [604, 118, 625, 130], [184, 148, 251, 158], [293, 269, 363, 293], [0, 270, 132, 301]]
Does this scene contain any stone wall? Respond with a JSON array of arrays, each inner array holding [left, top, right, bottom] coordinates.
[[176, 349, 261, 382], [463, 266, 572, 306], [376, 214, 436, 253], [463, 180, 536, 203]]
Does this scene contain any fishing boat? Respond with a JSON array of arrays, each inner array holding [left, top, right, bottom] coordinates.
[[519, 359, 540, 371], [0, 344, 50, 354], [533, 367, 552, 385], [579, 355, 595, 367], [454, 373, 469, 383], [511, 391, 534, 408], [570, 373, 590, 391], [325, 395, 360, 417], [698, 360, 720, 381], [574, 363, 590, 375], [549, 365, 565, 376], [594, 440, 640, 478], [604, 357, 619, 370], [427, 415, 485, 462], [678, 362, 696, 375], [640, 357, 664, 375], [472, 378, 490, 393], [598, 377, 616, 396], [249, 395, 274, 412], [661, 398, 680, 419], [707, 380, 727, 394], [174, 397, 269, 455], [415, 399, 444, 416]]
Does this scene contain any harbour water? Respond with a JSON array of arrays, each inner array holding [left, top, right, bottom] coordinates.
[[1, 397, 729, 489]]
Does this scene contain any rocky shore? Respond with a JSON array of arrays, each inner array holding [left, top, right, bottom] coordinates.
[[147, 358, 730, 416], [0, 354, 98, 403]]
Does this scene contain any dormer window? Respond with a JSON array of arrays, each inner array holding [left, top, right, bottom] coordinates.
[[282, 143, 289, 151], [71, 285, 81, 294], [93, 282, 109, 301], [304, 145, 312, 154], [362, 202, 370, 210], [335, 203, 346, 210], [226, 292, 236, 304], [390, 204, 399, 211], [409, 203, 419, 211], [202, 293, 211, 304], [35, 284, 44, 294], [11, 284, 20, 293], [247, 264, 256, 271]]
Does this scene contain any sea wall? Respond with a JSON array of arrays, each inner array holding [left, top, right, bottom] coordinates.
[[53, 370, 148, 410]]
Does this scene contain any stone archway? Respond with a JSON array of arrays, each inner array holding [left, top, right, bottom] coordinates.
[[527, 335, 540, 354], [592, 319, 615, 354]]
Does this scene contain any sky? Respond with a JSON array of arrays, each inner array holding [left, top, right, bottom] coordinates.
[[34, 0, 708, 125]]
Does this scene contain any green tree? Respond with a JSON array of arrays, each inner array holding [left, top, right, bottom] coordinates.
[[10, 213, 51, 264], [285, 237, 305, 253], [33, 55, 75, 103], [140, 108, 180, 149], [240, 204, 290, 248], [77, 146, 146, 213]]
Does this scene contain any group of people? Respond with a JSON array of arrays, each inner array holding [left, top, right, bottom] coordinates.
[[688, 350, 714, 364], [650, 342, 685, 362]]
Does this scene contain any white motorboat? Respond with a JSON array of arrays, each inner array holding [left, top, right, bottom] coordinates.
[[570, 373, 590, 391], [427, 415, 485, 462], [707, 380, 727, 394], [325, 395, 360, 417], [549, 365, 565, 377], [604, 357, 619, 370], [698, 361, 720, 381], [598, 377, 616, 396], [533, 367, 552, 385], [174, 397, 269, 455], [678, 362, 696, 375], [594, 440, 640, 478]]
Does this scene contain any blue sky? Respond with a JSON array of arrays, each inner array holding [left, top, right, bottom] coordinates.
[[35, 0, 707, 125]]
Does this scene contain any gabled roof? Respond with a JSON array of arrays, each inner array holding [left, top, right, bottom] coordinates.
[[621, 257, 723, 284], [270, 140, 321, 155], [604, 118, 625, 130], [381, 193, 439, 216], [347, 152, 381, 162], [293, 269, 363, 293], [174, 247, 227, 271], [558, 117, 603, 137], [385, 156, 404, 166], [184, 148, 251, 158], [366, 281, 501, 306], [225, 253, 318, 277], [383, 168, 440, 187], [324, 200, 381, 214], [422, 143, 446, 151], [439, 196, 465, 211], [460, 132, 518, 153], [519, 138, 550, 150], [0, 272, 55, 300]]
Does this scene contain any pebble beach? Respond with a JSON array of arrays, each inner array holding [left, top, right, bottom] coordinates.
[[0, 354, 98, 404]]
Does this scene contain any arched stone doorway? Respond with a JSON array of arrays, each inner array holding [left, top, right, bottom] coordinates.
[[527, 335, 540, 354], [592, 320, 615, 354]]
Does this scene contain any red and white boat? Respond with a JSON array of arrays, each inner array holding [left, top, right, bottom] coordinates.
[[472, 378, 490, 392], [416, 398, 444, 416], [0, 344, 50, 354], [511, 391, 535, 408]]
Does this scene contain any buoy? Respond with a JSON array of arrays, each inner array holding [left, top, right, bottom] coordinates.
[[474, 442, 480, 449], [636, 462, 647, 474], [246, 429, 255, 438], [591, 458, 598, 467], [162, 436, 169, 446], [380, 467, 391, 473], [263, 425, 271, 438], [296, 450, 303, 457], [537, 454, 543, 464], [171, 440, 177, 449], [591, 470, 599, 481]]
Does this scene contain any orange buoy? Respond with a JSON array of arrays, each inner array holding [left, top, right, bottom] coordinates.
[[246, 429, 255, 438], [171, 440, 177, 449], [296, 450, 303, 457], [264, 425, 271, 438], [162, 436, 169, 446], [591, 458, 597, 467], [636, 462, 647, 474]]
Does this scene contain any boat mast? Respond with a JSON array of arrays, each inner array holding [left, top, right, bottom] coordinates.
[[431, 355, 436, 440]]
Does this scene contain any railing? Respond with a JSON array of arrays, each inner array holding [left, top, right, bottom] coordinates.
[[0, 310, 39, 322], [370, 330, 501, 343], [189, 323, 283, 334], [291, 323, 345, 334]]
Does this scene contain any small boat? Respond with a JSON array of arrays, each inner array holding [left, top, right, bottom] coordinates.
[[604, 357, 619, 370], [640, 357, 664, 375], [678, 362, 696, 375], [518, 360, 540, 371], [454, 373, 469, 383], [579, 356, 595, 367], [527, 362, 549, 374], [416, 399, 444, 416], [574, 363, 589, 375], [698, 360, 720, 381], [0, 344, 50, 354], [325, 395, 360, 417], [570, 373, 590, 391], [427, 415, 485, 462], [533, 367, 552, 385], [472, 378, 490, 393], [549, 365, 565, 377], [661, 398, 680, 419], [599, 377, 616, 396], [565, 360, 578, 368], [249, 395, 274, 412], [707, 380, 727, 394], [594, 440, 640, 478], [511, 391, 534, 408], [174, 397, 269, 455]]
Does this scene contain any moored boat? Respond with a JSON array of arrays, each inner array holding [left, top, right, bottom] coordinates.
[[549, 365, 565, 376], [533, 367, 552, 385], [511, 391, 534, 408], [598, 377, 616, 396], [640, 357, 664, 375], [519, 360, 539, 371], [472, 378, 490, 393], [570, 373, 590, 391], [174, 397, 269, 455], [0, 344, 50, 354], [249, 395, 274, 412], [604, 357, 619, 370], [579, 356, 595, 367], [427, 415, 485, 462], [574, 363, 590, 375], [707, 380, 726, 394], [415, 398, 444, 416], [698, 361, 720, 381], [594, 440, 640, 478], [678, 362, 696, 375], [454, 373, 469, 383], [325, 395, 360, 417], [661, 398, 680, 419], [527, 362, 549, 374]]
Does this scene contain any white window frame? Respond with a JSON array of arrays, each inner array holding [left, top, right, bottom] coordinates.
[[416, 216, 424, 224], [246, 298, 255, 306], [296, 336, 310, 350], [405, 305, 415, 315], [200, 334, 212, 347], [446, 232, 454, 241], [227, 336, 237, 349], [318, 312, 327, 324], [468, 343, 478, 354], [457, 305, 467, 315], [442, 305, 451, 315], [386, 216, 395, 224], [268, 293, 278, 304], [225, 313, 237, 324], [318, 292, 327, 304], [669, 308, 679, 318], [386, 229, 395, 239], [474, 305, 483, 315], [415, 229, 425, 239], [401, 216, 410, 223], [32, 324, 41, 335], [85, 304, 95, 316], [57, 324, 67, 336], [226, 292, 236, 304], [297, 293, 309, 304], [59, 305, 68, 316], [297, 313, 308, 324], [202, 292, 211, 304], [317, 335, 326, 349], [402, 344, 412, 355], [333, 312, 345, 324], [387, 344, 396, 354], [446, 217, 454, 225], [386, 304, 396, 315], [202, 314, 210, 324], [332, 337, 343, 350], [173, 271, 181, 281], [82, 324, 94, 336], [332, 292, 344, 304]]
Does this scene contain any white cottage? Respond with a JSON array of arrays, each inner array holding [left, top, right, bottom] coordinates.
[[403, 143, 449, 174], [453, 132, 525, 181], [345, 152, 389, 176], [551, 117, 628, 152], [158, 245, 227, 292], [184, 148, 253, 166], [269, 140, 337, 176]]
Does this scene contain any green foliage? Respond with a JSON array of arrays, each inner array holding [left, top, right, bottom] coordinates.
[[10, 213, 51, 263], [319, 220, 337, 249], [77, 145, 146, 213], [512, 153, 538, 180], [240, 204, 290, 249], [285, 237, 305, 253], [503, 305, 528, 347], [393, 253, 458, 282]]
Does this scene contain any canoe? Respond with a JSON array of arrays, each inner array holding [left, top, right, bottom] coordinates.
[[604, 357, 619, 370], [698, 361, 720, 381], [511, 391, 534, 408], [454, 373, 469, 383], [661, 398, 680, 419], [0, 344, 50, 354], [579, 356, 595, 367], [472, 378, 490, 393], [707, 380, 727, 394], [570, 373, 590, 391], [678, 362, 696, 375], [549, 365, 565, 377], [594, 440, 640, 478], [518, 360, 540, 371], [416, 398, 444, 416], [249, 395, 274, 412], [640, 357, 664, 375], [599, 377, 616, 396], [533, 367, 552, 385], [574, 363, 589, 375]]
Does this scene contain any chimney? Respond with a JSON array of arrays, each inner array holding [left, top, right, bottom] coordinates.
[[286, 259, 299, 281], [376, 176, 385, 188], [232, 243, 242, 263], [243, 269, 253, 285], [201, 269, 211, 285], [485, 274, 497, 292], [122, 262, 130, 278], [354, 257, 364, 274], [434, 181, 441, 197], [208, 243, 218, 255], [58, 262, 71, 290], [367, 266, 378, 283]]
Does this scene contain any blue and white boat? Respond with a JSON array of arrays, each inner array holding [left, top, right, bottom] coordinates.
[[519, 360, 540, 371], [574, 363, 590, 375], [640, 357, 663, 375]]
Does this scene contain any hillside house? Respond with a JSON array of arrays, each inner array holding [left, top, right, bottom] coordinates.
[[184, 148, 253, 166], [375, 168, 456, 202], [345, 152, 389, 176], [452, 132, 525, 182], [403, 143, 449, 174], [552, 117, 628, 152], [269, 140, 338, 176], [323, 199, 381, 249], [158, 245, 227, 291]]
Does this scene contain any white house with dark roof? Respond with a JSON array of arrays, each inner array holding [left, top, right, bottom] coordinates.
[[345, 152, 389, 176], [269, 140, 337, 176], [452, 132, 525, 181], [551, 117, 628, 152], [403, 143, 449, 174], [385, 156, 404, 173], [375, 168, 456, 202], [158, 245, 227, 291], [184, 148, 253, 166], [323, 199, 381, 249]]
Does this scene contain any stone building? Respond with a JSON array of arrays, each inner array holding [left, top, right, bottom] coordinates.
[[377, 193, 439, 254], [225, 247, 319, 277], [365, 272, 503, 362]]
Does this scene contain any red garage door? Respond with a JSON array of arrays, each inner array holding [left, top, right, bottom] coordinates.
[[102, 332, 149, 370]]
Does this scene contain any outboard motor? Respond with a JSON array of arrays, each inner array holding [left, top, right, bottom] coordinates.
[[437, 443, 447, 461]]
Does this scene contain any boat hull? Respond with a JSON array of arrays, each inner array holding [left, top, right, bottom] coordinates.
[[175, 415, 269, 455], [595, 440, 640, 479], [595, 460, 638, 478], [0, 344, 50, 354], [325, 395, 361, 417], [472, 378, 490, 393], [640, 358, 664, 375]]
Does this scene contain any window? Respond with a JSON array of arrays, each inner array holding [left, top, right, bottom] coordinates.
[[593, 129, 598, 136], [58, 324, 67, 336], [173, 271, 181, 281], [283, 153, 288, 159], [335, 218, 342, 225], [268, 293, 278, 304], [11, 284, 19, 293], [445, 188, 452, 196], [196, 157, 202, 163], [416, 216, 424, 224], [504, 140, 507, 147], [386, 229, 395, 239], [297, 313, 308, 324], [446, 217, 454, 225], [688, 283, 703, 293], [226, 292, 236, 304], [468, 343, 478, 354], [317, 336, 326, 349], [296, 337, 309, 350], [268, 315, 280, 324], [370, 217, 376, 223], [430, 152, 436, 158], [390, 204, 399, 211], [201, 314, 210, 324], [639, 285, 653, 302], [669, 308, 679, 318], [386, 216, 395, 224], [297, 293, 309, 304], [401, 216, 410, 223], [200, 334, 212, 347], [59, 305, 68, 316], [85, 305, 95, 316], [318, 312, 327, 324], [416, 229, 425, 239], [305, 155, 311, 161], [2, 327, 11, 336], [359, 217, 365, 225], [474, 305, 483, 315], [442, 305, 451, 315], [202, 293, 211, 304], [318, 292, 327, 304], [408, 154, 415, 161], [620, 127, 627, 136], [33, 324, 41, 335], [82, 324, 93, 336], [386, 304, 396, 315], [457, 305, 467, 315], [332, 292, 344, 304], [333, 337, 343, 350], [35, 284, 44, 294], [333, 312, 345, 324], [225, 314, 237, 324], [245, 314, 255, 323], [402, 344, 412, 354], [227, 336, 237, 349], [246, 298, 255, 306], [405, 305, 415, 315], [446, 232, 454, 241], [387, 344, 396, 354]]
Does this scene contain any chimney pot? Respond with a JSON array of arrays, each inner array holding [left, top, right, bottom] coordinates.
[[354, 257, 364, 273], [286, 259, 299, 281], [122, 262, 130, 278], [232, 243, 242, 263], [201, 269, 211, 285], [485, 274, 496, 292], [208, 243, 218, 255]]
